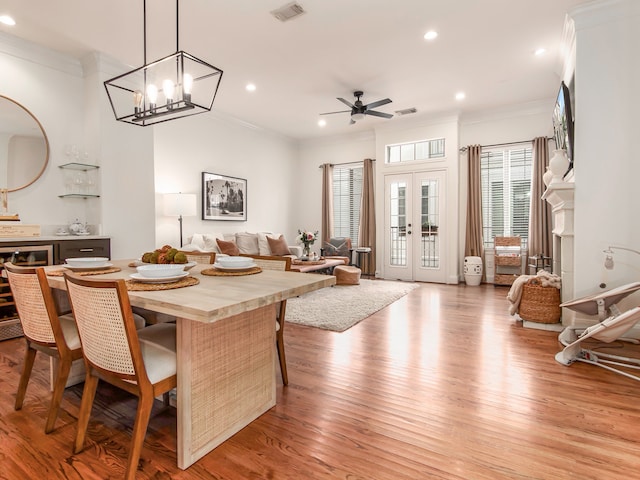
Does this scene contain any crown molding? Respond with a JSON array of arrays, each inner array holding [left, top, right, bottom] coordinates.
[[0, 31, 82, 77]]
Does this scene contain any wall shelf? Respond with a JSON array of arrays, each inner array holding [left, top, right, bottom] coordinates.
[[58, 162, 100, 171]]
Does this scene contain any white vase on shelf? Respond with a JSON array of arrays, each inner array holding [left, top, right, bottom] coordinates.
[[543, 166, 553, 187], [549, 149, 570, 184]]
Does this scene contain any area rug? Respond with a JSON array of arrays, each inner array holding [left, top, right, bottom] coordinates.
[[285, 279, 420, 332]]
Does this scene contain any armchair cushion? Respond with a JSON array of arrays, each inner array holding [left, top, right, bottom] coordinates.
[[267, 235, 292, 256], [216, 238, 240, 256]]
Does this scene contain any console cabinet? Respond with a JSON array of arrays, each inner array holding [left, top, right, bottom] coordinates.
[[0, 237, 110, 341]]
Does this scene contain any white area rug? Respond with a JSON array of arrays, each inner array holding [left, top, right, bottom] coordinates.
[[286, 279, 420, 332]]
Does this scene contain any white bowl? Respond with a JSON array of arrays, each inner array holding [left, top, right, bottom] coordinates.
[[65, 257, 109, 268], [136, 264, 186, 278], [216, 256, 253, 268]]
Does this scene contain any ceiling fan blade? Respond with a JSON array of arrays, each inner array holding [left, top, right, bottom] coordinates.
[[337, 97, 355, 108], [364, 98, 392, 110], [365, 110, 394, 119], [320, 110, 351, 116]]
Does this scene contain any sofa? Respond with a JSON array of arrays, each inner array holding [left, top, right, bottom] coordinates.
[[182, 232, 303, 258]]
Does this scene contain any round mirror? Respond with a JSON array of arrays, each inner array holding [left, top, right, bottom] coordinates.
[[0, 95, 50, 192]]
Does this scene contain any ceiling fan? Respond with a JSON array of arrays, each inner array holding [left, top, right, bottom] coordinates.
[[320, 91, 393, 124]]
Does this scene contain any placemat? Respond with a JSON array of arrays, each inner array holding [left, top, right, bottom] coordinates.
[[201, 266, 262, 276], [47, 267, 122, 277], [125, 276, 200, 291], [292, 259, 326, 266]]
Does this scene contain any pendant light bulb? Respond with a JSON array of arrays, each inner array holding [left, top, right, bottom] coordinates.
[[183, 73, 193, 103], [133, 90, 144, 117], [146, 83, 158, 112], [163, 79, 175, 109]]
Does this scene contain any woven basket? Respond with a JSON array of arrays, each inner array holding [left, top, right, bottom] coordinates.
[[519, 279, 561, 323], [495, 255, 521, 267]]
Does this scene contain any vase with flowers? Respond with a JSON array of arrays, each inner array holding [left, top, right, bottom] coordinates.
[[298, 229, 319, 260]]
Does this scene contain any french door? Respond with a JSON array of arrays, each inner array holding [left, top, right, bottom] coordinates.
[[384, 170, 446, 283]]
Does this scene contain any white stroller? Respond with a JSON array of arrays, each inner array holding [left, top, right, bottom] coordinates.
[[555, 282, 640, 381]]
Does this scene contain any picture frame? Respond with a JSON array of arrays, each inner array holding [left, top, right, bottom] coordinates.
[[202, 172, 247, 221], [552, 81, 574, 175]]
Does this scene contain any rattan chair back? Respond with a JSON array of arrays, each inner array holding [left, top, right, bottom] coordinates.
[[4, 262, 83, 433], [181, 251, 216, 264]]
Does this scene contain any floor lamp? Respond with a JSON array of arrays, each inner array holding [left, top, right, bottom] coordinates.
[[164, 193, 197, 247]]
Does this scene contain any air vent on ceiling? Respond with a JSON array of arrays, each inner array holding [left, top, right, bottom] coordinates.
[[395, 108, 417, 116], [271, 2, 306, 22]]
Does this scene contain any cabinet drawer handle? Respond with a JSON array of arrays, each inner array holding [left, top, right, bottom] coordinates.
[[79, 248, 94, 252]]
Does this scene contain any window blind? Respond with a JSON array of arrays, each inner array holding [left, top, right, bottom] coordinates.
[[332, 165, 363, 246], [480, 147, 532, 249]]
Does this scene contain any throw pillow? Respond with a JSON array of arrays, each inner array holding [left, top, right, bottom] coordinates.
[[216, 238, 240, 256], [235, 232, 259, 254], [267, 235, 291, 256], [258, 232, 279, 255]]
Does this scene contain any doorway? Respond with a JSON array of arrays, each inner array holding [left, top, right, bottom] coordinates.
[[384, 170, 446, 282]]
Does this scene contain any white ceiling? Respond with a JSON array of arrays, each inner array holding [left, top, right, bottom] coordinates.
[[0, 0, 589, 140]]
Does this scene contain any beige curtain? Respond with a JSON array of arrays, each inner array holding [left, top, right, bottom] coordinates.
[[358, 158, 376, 276], [527, 137, 552, 263], [464, 145, 484, 258], [321, 163, 334, 243]]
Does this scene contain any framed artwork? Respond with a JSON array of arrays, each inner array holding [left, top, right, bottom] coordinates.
[[202, 172, 247, 221]]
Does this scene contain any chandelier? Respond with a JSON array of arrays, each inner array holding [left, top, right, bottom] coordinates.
[[104, 0, 223, 126]]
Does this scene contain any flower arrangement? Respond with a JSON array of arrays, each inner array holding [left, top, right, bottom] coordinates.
[[298, 229, 319, 247]]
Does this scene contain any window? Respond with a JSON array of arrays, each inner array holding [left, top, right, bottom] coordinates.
[[387, 138, 445, 163], [480, 146, 532, 249], [333, 165, 363, 246]]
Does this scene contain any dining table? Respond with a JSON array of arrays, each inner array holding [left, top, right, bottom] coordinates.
[[44, 258, 335, 469]]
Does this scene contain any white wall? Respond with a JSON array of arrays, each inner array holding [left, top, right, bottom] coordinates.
[[153, 113, 299, 248], [569, 0, 640, 309]]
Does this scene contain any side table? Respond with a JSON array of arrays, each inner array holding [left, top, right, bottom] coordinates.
[[354, 247, 371, 275]]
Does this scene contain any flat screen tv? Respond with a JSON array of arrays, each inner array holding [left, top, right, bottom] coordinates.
[[552, 81, 574, 175]]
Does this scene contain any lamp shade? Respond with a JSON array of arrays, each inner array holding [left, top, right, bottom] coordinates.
[[164, 193, 197, 217]]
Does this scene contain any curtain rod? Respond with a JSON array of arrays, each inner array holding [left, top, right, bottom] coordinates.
[[459, 137, 555, 153], [318, 159, 375, 169]]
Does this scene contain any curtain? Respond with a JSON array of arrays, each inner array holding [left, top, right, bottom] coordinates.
[[321, 163, 334, 243], [464, 145, 484, 258], [527, 137, 552, 264], [358, 158, 376, 276]]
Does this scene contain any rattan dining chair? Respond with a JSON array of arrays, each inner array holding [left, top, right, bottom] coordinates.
[[4, 262, 84, 434], [63, 272, 177, 480], [241, 254, 292, 385], [180, 250, 216, 264]]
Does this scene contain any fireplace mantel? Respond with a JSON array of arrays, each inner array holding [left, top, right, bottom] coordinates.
[[542, 180, 575, 325]]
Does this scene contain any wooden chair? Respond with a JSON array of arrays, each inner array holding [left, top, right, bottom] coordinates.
[[4, 262, 84, 433], [180, 250, 216, 264], [63, 272, 177, 480], [241, 254, 292, 385]]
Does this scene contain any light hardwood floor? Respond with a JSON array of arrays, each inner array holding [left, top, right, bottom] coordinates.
[[1, 282, 639, 479]]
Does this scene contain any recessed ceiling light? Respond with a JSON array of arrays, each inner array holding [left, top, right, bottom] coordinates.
[[0, 15, 16, 26], [246, 83, 256, 92], [455, 92, 465, 101], [424, 30, 438, 41], [534, 47, 546, 56], [318, 119, 326, 127]]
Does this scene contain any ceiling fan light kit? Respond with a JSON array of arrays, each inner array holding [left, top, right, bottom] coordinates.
[[104, 0, 223, 126], [320, 91, 393, 124]]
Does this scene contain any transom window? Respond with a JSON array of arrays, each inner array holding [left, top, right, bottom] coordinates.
[[387, 138, 445, 164], [481, 146, 532, 249]]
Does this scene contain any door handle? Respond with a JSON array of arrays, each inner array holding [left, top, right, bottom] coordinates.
[[79, 248, 94, 252], [407, 230, 412, 235]]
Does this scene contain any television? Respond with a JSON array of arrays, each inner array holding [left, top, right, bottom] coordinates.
[[552, 81, 574, 176]]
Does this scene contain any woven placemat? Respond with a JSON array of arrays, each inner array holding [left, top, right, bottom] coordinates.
[[201, 266, 262, 276], [47, 267, 122, 277], [125, 276, 200, 291], [292, 259, 326, 266]]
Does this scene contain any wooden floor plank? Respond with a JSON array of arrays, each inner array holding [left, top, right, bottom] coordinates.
[[1, 283, 639, 479]]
